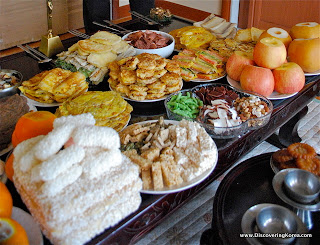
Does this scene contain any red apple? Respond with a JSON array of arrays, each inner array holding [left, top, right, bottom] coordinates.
[[226, 51, 255, 81], [273, 62, 305, 94], [253, 37, 287, 69], [240, 65, 275, 97]]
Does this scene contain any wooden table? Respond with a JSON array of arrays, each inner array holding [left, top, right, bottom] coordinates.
[[1, 16, 320, 245]]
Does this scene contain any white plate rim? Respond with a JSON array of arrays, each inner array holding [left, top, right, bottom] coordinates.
[[304, 69, 320, 76], [11, 206, 43, 245], [122, 119, 218, 194], [109, 84, 182, 103], [226, 75, 298, 100], [21, 94, 61, 107], [189, 73, 226, 83]]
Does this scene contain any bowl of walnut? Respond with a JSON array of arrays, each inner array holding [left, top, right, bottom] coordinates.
[[191, 83, 273, 139]]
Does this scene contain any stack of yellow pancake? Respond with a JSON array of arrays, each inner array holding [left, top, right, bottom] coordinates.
[[19, 68, 88, 103], [55, 91, 132, 131]]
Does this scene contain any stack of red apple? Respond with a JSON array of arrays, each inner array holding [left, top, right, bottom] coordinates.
[[226, 22, 320, 97]]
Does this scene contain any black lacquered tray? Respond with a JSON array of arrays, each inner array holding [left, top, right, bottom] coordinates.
[[201, 153, 320, 245]]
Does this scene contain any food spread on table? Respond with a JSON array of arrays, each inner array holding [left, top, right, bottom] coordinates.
[[1, 12, 320, 245], [108, 53, 182, 101], [19, 68, 88, 103], [56, 31, 136, 84]]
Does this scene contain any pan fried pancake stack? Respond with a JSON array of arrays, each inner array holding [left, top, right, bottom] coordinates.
[[55, 91, 132, 131], [108, 53, 183, 101], [19, 68, 88, 103], [12, 113, 142, 245], [56, 31, 136, 85]]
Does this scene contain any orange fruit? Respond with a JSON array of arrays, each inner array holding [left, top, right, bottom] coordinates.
[[12, 111, 56, 146], [4, 154, 14, 182], [0, 182, 13, 218], [0, 217, 29, 245]]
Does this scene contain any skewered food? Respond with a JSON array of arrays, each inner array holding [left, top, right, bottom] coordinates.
[[19, 68, 88, 103], [55, 91, 132, 132], [56, 31, 135, 85], [108, 53, 182, 101], [12, 113, 142, 245]]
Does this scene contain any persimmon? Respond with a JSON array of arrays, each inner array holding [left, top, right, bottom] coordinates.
[[0, 217, 29, 245], [12, 111, 56, 146], [4, 154, 14, 182], [0, 182, 13, 218]]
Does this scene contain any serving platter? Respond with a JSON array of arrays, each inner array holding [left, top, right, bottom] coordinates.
[[121, 119, 218, 194], [227, 76, 298, 100]]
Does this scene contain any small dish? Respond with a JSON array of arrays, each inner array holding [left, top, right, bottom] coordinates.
[[241, 203, 309, 245], [0, 69, 23, 98], [284, 169, 320, 204], [192, 83, 273, 139], [164, 89, 201, 121], [272, 169, 320, 211], [256, 205, 297, 244], [122, 30, 174, 58]]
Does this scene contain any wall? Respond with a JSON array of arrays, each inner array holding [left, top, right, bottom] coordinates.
[[167, 0, 221, 15], [0, 0, 83, 51]]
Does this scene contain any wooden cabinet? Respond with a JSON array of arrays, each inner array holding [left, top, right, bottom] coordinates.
[[239, 0, 320, 32]]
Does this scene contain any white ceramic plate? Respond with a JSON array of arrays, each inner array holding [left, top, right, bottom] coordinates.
[[11, 207, 43, 245], [189, 73, 226, 83], [122, 119, 218, 194], [304, 69, 320, 76], [21, 94, 61, 107], [109, 84, 182, 103], [227, 76, 298, 100]]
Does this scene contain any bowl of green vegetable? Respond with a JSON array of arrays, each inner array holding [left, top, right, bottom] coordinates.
[[164, 89, 203, 121]]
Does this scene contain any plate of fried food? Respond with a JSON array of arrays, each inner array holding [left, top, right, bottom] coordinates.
[[271, 142, 320, 177], [172, 48, 226, 82], [19, 68, 88, 106], [169, 26, 215, 50], [119, 117, 218, 194], [55, 91, 132, 132], [108, 53, 183, 102], [56, 31, 136, 85]]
